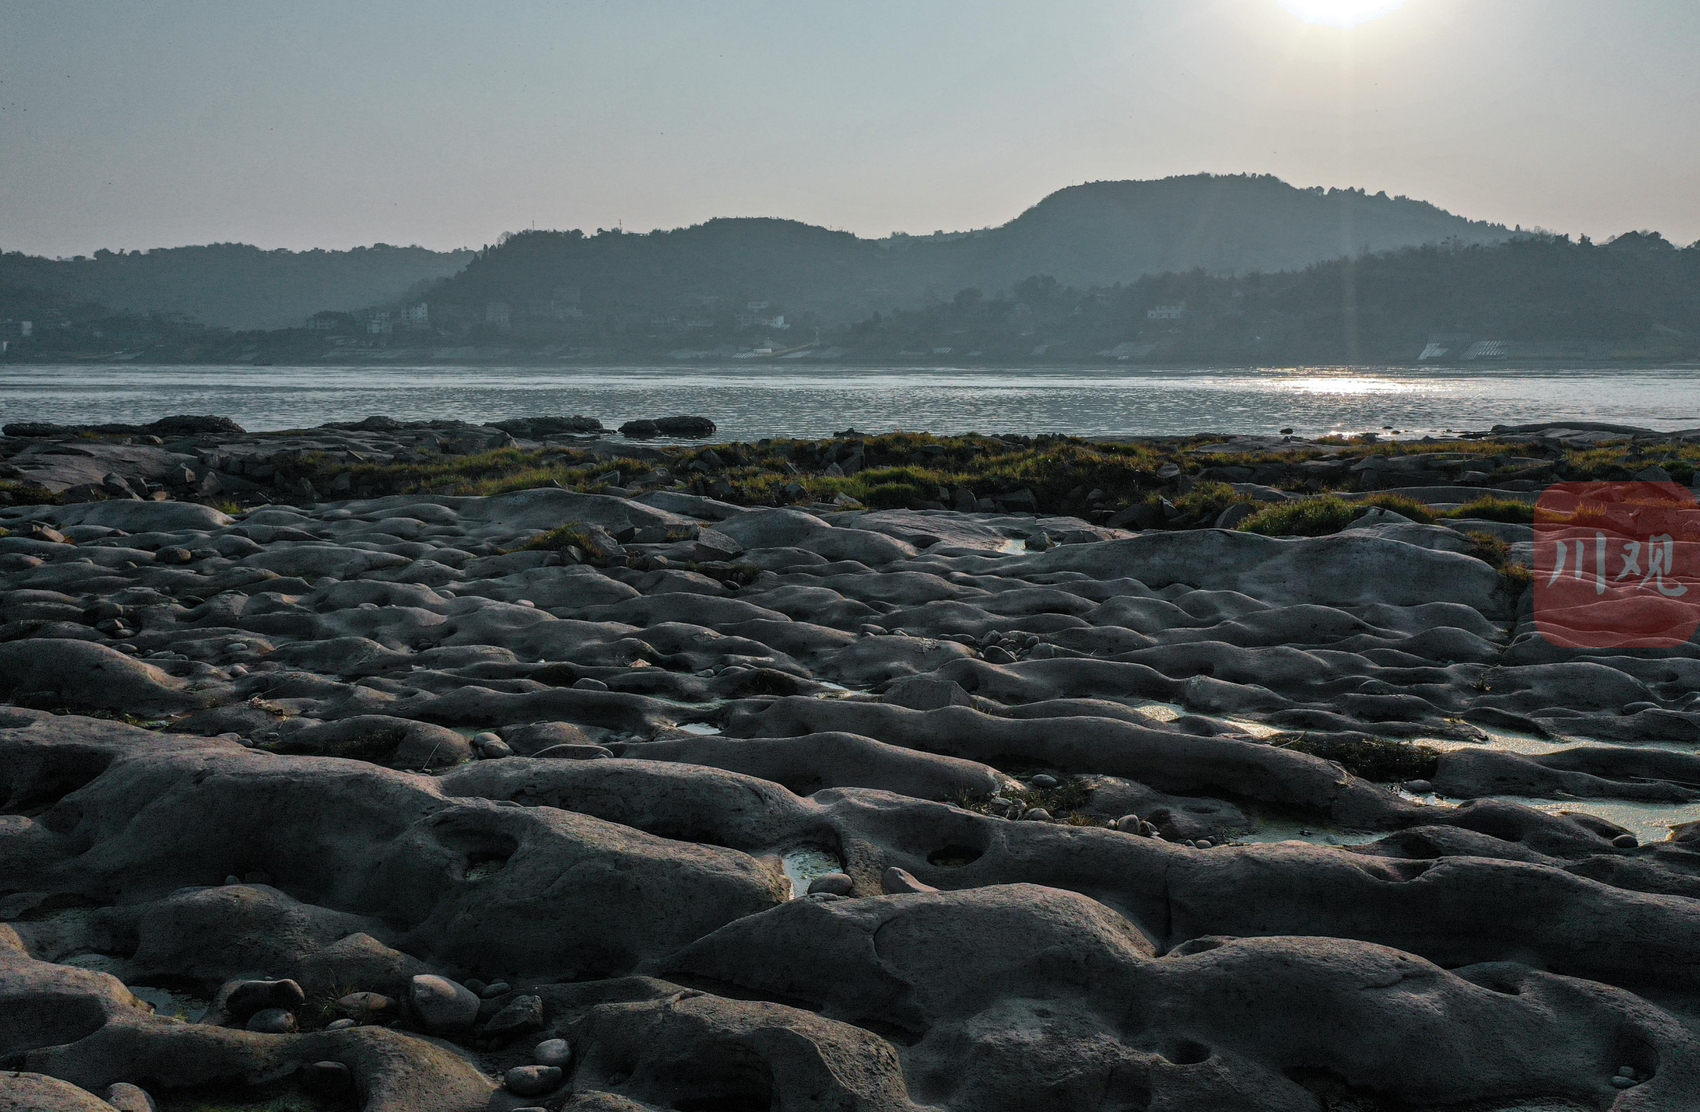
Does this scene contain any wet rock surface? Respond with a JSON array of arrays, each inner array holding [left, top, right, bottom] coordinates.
[[2, 421, 1700, 1110]]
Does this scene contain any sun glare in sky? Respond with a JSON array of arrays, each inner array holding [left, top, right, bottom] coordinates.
[[1276, 0, 1407, 27]]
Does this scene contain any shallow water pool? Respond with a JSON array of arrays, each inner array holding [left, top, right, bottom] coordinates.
[[779, 847, 843, 899]]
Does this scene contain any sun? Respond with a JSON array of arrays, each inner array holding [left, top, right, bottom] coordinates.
[[1276, 0, 1406, 27]]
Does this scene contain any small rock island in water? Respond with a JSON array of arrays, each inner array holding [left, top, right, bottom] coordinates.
[[2, 412, 1698, 1110]]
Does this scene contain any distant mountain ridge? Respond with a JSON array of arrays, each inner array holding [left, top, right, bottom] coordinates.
[[431, 174, 1515, 322], [0, 242, 475, 330], [955, 175, 1514, 289], [0, 175, 1514, 331]]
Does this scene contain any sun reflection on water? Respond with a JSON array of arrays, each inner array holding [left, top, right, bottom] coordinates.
[[1286, 375, 1428, 396]]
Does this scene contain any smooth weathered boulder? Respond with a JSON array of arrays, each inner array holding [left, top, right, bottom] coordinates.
[[408, 974, 480, 1033]]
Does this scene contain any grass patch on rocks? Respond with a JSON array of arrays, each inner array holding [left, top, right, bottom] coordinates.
[[507, 520, 626, 565], [1443, 497, 1535, 523], [1237, 494, 1434, 537], [1460, 531, 1534, 600], [516, 521, 601, 553], [1167, 482, 1248, 524], [1273, 733, 1441, 783], [1463, 531, 1510, 567], [0, 479, 66, 506], [954, 770, 1106, 826]]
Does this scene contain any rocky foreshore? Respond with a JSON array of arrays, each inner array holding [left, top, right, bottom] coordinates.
[[4, 415, 1700, 1111]]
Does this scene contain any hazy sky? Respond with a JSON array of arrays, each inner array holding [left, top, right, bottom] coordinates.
[[3, 0, 1697, 256]]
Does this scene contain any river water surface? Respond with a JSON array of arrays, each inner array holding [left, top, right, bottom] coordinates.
[[2, 364, 1698, 438]]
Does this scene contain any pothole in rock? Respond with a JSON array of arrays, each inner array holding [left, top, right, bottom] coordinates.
[[780, 847, 842, 899], [1233, 817, 1385, 848], [463, 851, 510, 881], [61, 951, 127, 974], [128, 984, 211, 1023], [926, 844, 984, 868]]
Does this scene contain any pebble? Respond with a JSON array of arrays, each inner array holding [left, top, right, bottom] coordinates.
[[1403, 779, 1434, 793], [1029, 773, 1059, 789], [103, 1083, 157, 1112], [1612, 834, 1639, 848], [531, 743, 614, 760], [335, 990, 395, 1020], [505, 1064, 565, 1096], [480, 980, 512, 998], [224, 978, 305, 1019], [1114, 814, 1142, 833], [245, 1007, 296, 1033], [484, 994, 545, 1038], [408, 973, 480, 1033], [882, 866, 937, 894], [325, 1017, 356, 1030], [807, 872, 855, 896], [982, 646, 1015, 664], [572, 677, 610, 691], [1611, 1075, 1637, 1089], [533, 1036, 573, 1067], [1022, 808, 1054, 822], [300, 1061, 353, 1093]]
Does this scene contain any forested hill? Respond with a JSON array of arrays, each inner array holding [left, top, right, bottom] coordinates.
[[953, 175, 1513, 290], [836, 231, 1700, 364], [428, 174, 1514, 322], [0, 243, 474, 330]]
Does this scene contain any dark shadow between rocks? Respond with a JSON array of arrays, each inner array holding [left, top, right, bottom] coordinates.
[[147, 1076, 360, 1112], [0, 745, 115, 817], [926, 844, 985, 868], [644, 1046, 776, 1112], [0, 991, 108, 1059]]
